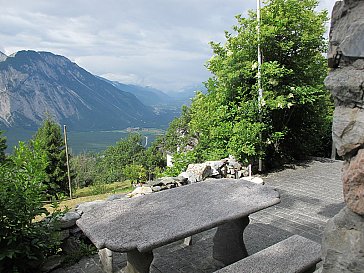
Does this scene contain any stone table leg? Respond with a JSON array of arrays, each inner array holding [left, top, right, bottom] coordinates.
[[99, 248, 113, 273], [122, 249, 154, 273], [213, 216, 250, 265]]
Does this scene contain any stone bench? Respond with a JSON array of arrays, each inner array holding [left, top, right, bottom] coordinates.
[[214, 235, 321, 273]]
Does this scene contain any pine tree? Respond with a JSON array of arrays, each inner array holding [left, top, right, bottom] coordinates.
[[33, 118, 69, 196]]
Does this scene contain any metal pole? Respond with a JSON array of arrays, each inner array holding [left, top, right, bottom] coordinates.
[[257, 0, 263, 172], [63, 125, 72, 199]]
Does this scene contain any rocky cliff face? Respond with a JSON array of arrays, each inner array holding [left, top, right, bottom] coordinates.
[[0, 50, 156, 130], [0, 51, 7, 62], [321, 0, 364, 272]]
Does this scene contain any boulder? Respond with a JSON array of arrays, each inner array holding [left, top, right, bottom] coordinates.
[[321, 206, 364, 273], [184, 163, 212, 183], [342, 149, 364, 215], [227, 155, 242, 170], [126, 186, 153, 198], [59, 211, 81, 229], [147, 176, 187, 192], [328, 0, 364, 67], [61, 237, 82, 255], [41, 255, 65, 272], [332, 106, 364, 156], [206, 160, 226, 176], [106, 194, 125, 201], [324, 67, 364, 108]]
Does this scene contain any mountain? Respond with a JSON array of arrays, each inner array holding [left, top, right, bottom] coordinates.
[[101, 78, 205, 107], [0, 51, 7, 62], [167, 84, 207, 106], [0, 50, 162, 130], [106, 80, 173, 106]]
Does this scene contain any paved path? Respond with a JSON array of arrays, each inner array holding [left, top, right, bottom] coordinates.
[[53, 159, 344, 273]]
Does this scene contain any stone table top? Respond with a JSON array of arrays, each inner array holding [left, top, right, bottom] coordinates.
[[76, 178, 280, 253]]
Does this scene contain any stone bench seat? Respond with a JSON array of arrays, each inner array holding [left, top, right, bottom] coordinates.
[[214, 235, 321, 273]]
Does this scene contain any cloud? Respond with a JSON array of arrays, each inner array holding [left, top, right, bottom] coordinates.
[[0, 0, 334, 92]]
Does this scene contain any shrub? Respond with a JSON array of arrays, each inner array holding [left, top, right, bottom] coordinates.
[[162, 151, 197, 177], [0, 141, 63, 272]]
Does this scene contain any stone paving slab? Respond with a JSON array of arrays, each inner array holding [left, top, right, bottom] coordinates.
[[53, 159, 344, 273]]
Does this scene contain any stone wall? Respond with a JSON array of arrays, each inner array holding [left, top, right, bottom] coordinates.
[[127, 156, 254, 197], [321, 0, 364, 272]]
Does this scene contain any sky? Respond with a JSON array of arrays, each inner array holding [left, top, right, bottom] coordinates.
[[0, 0, 336, 93]]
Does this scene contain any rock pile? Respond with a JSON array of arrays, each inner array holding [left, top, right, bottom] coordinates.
[[126, 156, 254, 197], [321, 0, 364, 272], [180, 156, 250, 183], [41, 211, 84, 272]]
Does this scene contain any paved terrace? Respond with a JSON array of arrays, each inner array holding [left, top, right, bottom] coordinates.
[[53, 158, 344, 273]]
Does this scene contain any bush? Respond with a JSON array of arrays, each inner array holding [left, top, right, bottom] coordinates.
[[162, 151, 197, 177], [0, 141, 63, 272]]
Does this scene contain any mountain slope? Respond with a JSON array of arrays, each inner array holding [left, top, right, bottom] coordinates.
[[107, 80, 173, 106], [0, 51, 7, 62], [0, 50, 157, 130]]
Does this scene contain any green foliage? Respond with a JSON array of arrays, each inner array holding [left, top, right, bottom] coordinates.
[[33, 118, 70, 196], [144, 136, 166, 180], [163, 151, 197, 177], [0, 131, 6, 164], [96, 133, 146, 183], [0, 140, 63, 272], [163, 105, 193, 153], [70, 133, 166, 189], [70, 153, 97, 188], [74, 181, 132, 197], [89, 181, 108, 195], [183, 0, 332, 166], [122, 164, 147, 184]]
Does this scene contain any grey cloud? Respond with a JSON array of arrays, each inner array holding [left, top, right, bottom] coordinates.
[[0, 0, 333, 92]]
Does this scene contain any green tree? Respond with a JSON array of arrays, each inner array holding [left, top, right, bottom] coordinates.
[[96, 133, 146, 183], [122, 164, 147, 184], [144, 136, 166, 180], [70, 152, 97, 188], [33, 118, 69, 196], [0, 131, 7, 164], [163, 150, 197, 177], [163, 105, 193, 153], [188, 0, 331, 166], [0, 140, 62, 272]]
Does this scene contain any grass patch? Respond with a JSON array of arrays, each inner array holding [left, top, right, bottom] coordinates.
[[45, 181, 133, 213], [75, 180, 133, 197]]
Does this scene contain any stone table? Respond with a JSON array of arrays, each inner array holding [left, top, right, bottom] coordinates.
[[76, 178, 280, 273]]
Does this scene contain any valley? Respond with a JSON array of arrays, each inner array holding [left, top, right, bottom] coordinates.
[[3, 127, 164, 154], [0, 49, 201, 155]]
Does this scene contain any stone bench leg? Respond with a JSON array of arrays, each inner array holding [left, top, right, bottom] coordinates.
[[213, 216, 250, 265], [122, 249, 154, 273], [99, 248, 154, 273]]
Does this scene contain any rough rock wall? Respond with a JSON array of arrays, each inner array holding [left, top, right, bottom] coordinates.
[[322, 0, 364, 272]]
